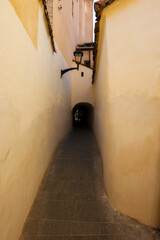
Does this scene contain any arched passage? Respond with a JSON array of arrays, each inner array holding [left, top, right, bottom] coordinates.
[[72, 102, 94, 129]]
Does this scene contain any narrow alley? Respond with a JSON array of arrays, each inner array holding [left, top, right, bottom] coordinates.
[[20, 128, 158, 240], [1, 0, 160, 239]]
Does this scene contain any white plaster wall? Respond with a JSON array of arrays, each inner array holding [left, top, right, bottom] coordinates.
[[71, 62, 94, 109], [0, 1, 71, 240], [94, 0, 160, 228]]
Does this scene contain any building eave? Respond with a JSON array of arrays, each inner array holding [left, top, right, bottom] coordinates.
[[42, 0, 56, 52], [76, 43, 94, 51], [94, 0, 116, 15]]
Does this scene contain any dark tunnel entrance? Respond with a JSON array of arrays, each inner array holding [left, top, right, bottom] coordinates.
[[72, 103, 94, 129]]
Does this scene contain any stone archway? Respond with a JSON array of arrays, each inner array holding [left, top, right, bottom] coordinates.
[[72, 102, 94, 129]]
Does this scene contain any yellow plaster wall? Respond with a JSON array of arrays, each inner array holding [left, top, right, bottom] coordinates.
[[0, 1, 71, 240], [71, 62, 94, 109], [9, 0, 39, 48], [94, 0, 160, 228]]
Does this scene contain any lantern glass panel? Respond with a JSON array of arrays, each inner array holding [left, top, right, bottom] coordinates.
[[75, 54, 82, 64], [74, 50, 83, 64]]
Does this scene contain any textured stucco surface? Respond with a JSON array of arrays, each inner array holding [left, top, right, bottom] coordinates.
[[94, 0, 160, 228], [0, 1, 71, 240], [9, 0, 39, 48]]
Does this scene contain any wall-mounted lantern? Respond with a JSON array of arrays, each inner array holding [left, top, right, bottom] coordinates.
[[61, 50, 83, 78]]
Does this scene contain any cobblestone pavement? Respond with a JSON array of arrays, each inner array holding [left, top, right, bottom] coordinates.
[[20, 129, 160, 240]]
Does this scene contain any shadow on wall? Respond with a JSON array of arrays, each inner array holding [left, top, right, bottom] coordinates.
[[72, 102, 94, 129]]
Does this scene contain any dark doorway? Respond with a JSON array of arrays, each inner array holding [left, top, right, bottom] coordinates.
[[72, 103, 94, 129]]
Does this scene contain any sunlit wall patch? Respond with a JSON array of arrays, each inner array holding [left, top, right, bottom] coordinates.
[[9, 0, 39, 49]]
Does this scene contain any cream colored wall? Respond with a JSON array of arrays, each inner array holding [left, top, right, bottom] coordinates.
[[79, 0, 85, 44], [53, 0, 93, 64], [71, 62, 94, 109], [79, 0, 93, 44], [73, 0, 80, 45], [85, 0, 93, 43], [53, 0, 80, 65], [0, 1, 71, 240], [94, 0, 160, 228]]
